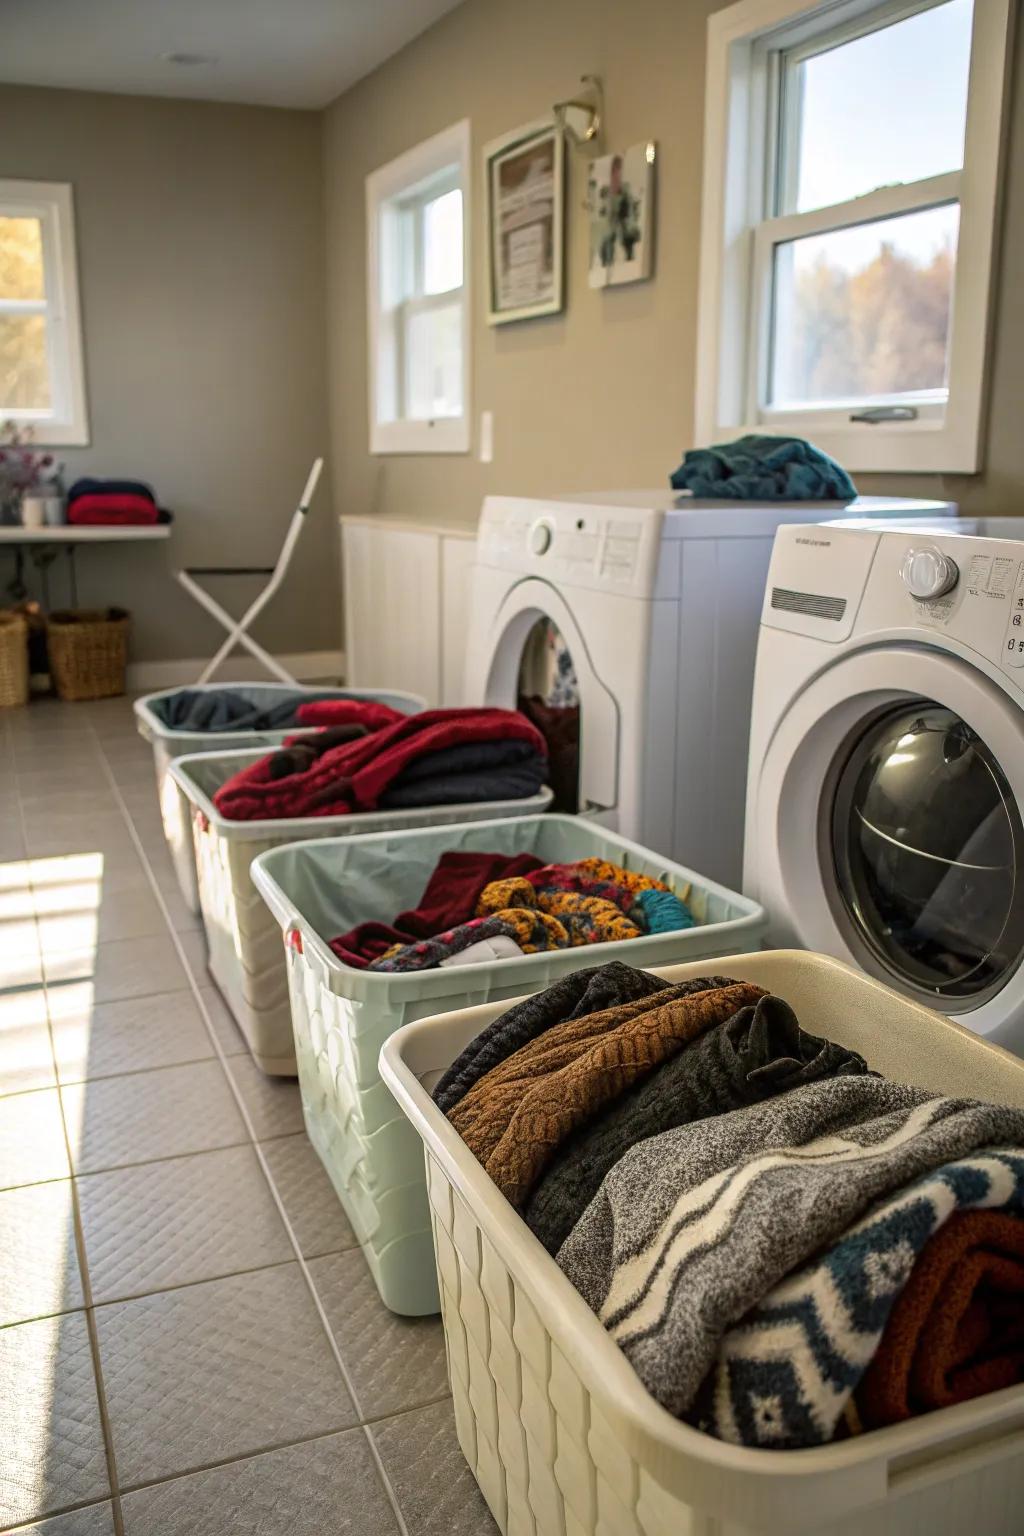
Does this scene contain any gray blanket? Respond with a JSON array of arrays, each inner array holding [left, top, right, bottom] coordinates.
[[556, 1077, 1024, 1418], [525, 995, 872, 1255]]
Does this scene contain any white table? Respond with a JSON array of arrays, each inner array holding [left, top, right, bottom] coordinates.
[[0, 524, 170, 606]]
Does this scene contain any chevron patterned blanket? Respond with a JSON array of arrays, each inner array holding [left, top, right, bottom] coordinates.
[[696, 1148, 1024, 1446]]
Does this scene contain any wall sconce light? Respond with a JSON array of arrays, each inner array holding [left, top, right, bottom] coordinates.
[[553, 74, 604, 151]]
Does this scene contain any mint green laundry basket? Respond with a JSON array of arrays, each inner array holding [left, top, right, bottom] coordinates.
[[250, 815, 766, 1315]]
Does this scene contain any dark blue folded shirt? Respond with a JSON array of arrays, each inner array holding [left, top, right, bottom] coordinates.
[[67, 477, 156, 503]]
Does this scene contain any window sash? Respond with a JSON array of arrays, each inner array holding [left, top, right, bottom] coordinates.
[[747, 171, 961, 423], [0, 182, 88, 443]]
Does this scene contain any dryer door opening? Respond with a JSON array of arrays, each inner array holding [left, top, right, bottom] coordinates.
[[829, 701, 1024, 1007], [477, 581, 619, 817], [516, 617, 580, 812]]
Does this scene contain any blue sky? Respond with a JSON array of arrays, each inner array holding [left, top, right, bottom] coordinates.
[[790, 0, 973, 269]]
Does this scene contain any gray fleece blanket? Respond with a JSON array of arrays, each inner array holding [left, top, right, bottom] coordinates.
[[524, 995, 872, 1255], [556, 1077, 1024, 1419]]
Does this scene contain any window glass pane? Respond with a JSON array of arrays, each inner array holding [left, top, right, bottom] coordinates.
[[404, 300, 462, 419], [423, 188, 463, 296], [0, 314, 51, 409], [0, 216, 46, 301], [786, 0, 973, 214], [769, 202, 958, 407]]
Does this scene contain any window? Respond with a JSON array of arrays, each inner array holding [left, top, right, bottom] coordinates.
[[696, 0, 1012, 473], [0, 180, 88, 446], [366, 121, 471, 454]]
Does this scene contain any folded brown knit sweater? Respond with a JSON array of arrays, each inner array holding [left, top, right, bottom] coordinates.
[[448, 976, 764, 1209]]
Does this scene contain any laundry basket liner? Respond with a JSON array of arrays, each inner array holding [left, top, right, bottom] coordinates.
[[379, 949, 1024, 1536]]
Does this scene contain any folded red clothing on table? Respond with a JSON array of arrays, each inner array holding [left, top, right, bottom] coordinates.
[[331, 850, 545, 968], [67, 493, 160, 525], [294, 698, 407, 732], [213, 707, 547, 822]]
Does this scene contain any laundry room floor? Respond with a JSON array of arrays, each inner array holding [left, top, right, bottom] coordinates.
[[0, 695, 498, 1536]]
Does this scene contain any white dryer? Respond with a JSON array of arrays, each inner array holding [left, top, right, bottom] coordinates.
[[744, 520, 1024, 1053], [464, 492, 956, 888]]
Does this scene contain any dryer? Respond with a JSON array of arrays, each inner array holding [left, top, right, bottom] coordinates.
[[744, 520, 1024, 1053], [464, 492, 957, 888]]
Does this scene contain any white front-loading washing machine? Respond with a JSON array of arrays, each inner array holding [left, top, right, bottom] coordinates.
[[744, 519, 1024, 1052], [464, 491, 957, 888]]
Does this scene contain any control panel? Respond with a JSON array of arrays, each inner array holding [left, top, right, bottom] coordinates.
[[475, 496, 665, 596]]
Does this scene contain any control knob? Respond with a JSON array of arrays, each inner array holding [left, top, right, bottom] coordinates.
[[529, 521, 553, 556], [901, 545, 959, 601]]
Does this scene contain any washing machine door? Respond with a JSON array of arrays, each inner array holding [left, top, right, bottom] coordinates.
[[757, 644, 1024, 1041], [474, 577, 618, 815]]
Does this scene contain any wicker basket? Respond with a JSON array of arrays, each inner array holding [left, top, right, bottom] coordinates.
[[47, 608, 130, 702], [0, 610, 29, 708]]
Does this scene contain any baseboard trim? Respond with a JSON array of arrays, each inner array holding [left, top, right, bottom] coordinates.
[[127, 650, 346, 692]]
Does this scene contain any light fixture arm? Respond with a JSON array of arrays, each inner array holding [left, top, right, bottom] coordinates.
[[553, 74, 604, 152]]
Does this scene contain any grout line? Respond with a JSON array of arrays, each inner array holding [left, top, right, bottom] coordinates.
[[57, 1138, 255, 1183], [88, 718, 413, 1536], [13, 754, 127, 1536]]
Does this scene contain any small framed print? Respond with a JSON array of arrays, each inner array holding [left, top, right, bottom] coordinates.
[[587, 142, 656, 289], [485, 120, 565, 324]]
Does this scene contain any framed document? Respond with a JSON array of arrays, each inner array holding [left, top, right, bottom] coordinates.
[[485, 120, 565, 325]]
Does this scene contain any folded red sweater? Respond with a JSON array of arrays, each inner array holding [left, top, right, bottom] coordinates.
[[67, 493, 160, 526], [294, 698, 406, 732], [213, 707, 546, 821]]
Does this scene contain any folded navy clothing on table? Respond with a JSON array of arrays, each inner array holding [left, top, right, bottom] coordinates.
[[67, 477, 156, 504], [670, 434, 857, 501]]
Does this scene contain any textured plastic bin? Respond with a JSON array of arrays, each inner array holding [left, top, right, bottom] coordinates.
[[134, 682, 423, 915], [251, 816, 766, 1316], [170, 751, 554, 1080], [379, 950, 1024, 1536]]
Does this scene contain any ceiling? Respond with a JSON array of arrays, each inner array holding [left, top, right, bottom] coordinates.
[[0, 0, 464, 110]]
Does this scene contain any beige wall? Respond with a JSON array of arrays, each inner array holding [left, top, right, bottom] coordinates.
[[0, 85, 333, 664], [324, 0, 1024, 524]]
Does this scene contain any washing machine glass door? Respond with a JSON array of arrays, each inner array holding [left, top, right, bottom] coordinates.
[[830, 700, 1024, 1005], [516, 616, 580, 811]]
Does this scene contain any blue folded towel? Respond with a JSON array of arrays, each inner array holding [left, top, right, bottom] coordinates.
[[670, 434, 856, 501]]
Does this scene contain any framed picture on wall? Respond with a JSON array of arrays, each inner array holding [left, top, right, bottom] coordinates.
[[587, 142, 656, 288], [485, 120, 565, 325]]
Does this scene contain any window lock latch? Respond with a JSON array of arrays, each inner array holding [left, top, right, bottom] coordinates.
[[848, 405, 919, 425]]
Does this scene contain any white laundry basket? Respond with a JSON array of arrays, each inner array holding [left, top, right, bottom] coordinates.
[[250, 816, 766, 1315], [170, 751, 554, 1079], [134, 682, 423, 914], [380, 950, 1024, 1536]]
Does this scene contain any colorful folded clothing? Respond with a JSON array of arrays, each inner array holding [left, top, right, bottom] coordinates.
[[330, 850, 544, 968], [212, 707, 547, 821], [432, 962, 672, 1113], [368, 911, 569, 972], [449, 977, 764, 1210], [557, 1079, 1024, 1425], [857, 1208, 1024, 1430], [524, 994, 873, 1256], [67, 493, 160, 525]]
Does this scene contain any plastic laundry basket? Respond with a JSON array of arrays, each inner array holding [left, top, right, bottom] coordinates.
[[170, 752, 554, 1080], [135, 682, 423, 914], [379, 950, 1024, 1536], [251, 815, 766, 1315]]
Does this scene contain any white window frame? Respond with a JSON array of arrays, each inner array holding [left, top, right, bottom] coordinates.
[[695, 0, 1014, 474], [0, 179, 89, 446], [366, 120, 471, 455]]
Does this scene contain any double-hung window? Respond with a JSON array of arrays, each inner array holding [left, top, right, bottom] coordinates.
[[367, 120, 471, 454], [0, 180, 89, 445], [696, 0, 1013, 473]]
